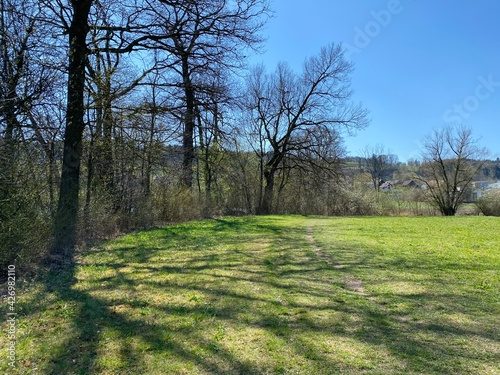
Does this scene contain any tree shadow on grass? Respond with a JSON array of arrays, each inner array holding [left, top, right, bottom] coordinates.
[[29, 217, 289, 374], [40, 264, 265, 375], [14, 216, 498, 374]]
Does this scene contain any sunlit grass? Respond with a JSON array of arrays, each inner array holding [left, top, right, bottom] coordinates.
[[1, 215, 499, 374]]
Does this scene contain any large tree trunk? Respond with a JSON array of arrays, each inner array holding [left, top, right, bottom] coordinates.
[[442, 206, 456, 216], [259, 150, 284, 215], [259, 169, 275, 215], [50, 0, 92, 266], [181, 55, 195, 188]]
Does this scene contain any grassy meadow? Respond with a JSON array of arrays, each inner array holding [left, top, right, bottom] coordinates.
[[1, 216, 499, 374]]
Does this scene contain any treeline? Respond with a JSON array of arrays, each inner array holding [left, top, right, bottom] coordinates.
[[1, 1, 495, 272], [1, 0, 371, 271], [347, 156, 500, 183]]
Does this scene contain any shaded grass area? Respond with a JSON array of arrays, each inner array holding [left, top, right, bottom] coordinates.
[[1, 216, 499, 374]]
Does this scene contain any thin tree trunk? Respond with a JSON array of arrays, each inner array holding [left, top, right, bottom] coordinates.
[[83, 132, 94, 230], [93, 67, 116, 208], [0, 103, 16, 202], [181, 55, 195, 188], [48, 141, 59, 212], [143, 84, 157, 197]]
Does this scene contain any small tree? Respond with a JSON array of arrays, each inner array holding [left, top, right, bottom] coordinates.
[[360, 144, 398, 191], [416, 126, 487, 216]]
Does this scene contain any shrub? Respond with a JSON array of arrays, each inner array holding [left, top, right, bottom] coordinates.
[[475, 190, 500, 216], [326, 185, 381, 216], [0, 193, 51, 276], [153, 186, 203, 223]]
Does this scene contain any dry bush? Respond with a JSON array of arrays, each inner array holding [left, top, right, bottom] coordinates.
[[0, 191, 51, 276], [153, 186, 203, 223], [475, 190, 500, 216]]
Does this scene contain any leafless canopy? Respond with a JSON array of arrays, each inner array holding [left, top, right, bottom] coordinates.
[[416, 126, 487, 216], [360, 144, 399, 191], [246, 43, 369, 213]]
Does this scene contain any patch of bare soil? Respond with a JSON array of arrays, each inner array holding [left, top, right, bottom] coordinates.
[[306, 225, 367, 296]]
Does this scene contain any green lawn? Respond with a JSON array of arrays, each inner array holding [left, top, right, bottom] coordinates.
[[1, 216, 499, 374]]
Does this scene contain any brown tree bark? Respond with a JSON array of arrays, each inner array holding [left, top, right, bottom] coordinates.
[[50, 0, 93, 266], [180, 54, 195, 188]]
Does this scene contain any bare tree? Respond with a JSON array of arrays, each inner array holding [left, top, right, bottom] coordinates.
[[1, 0, 54, 197], [47, 0, 94, 266], [146, 0, 270, 188], [361, 144, 399, 191], [416, 126, 487, 216], [46, 0, 171, 264], [246, 44, 368, 214], [195, 83, 225, 205], [85, 13, 155, 210]]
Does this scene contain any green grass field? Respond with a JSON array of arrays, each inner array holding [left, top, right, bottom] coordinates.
[[1, 216, 499, 374]]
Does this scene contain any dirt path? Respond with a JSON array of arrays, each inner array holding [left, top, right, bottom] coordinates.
[[306, 224, 367, 297]]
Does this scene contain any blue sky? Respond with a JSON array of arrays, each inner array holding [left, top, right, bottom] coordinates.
[[250, 0, 500, 161]]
